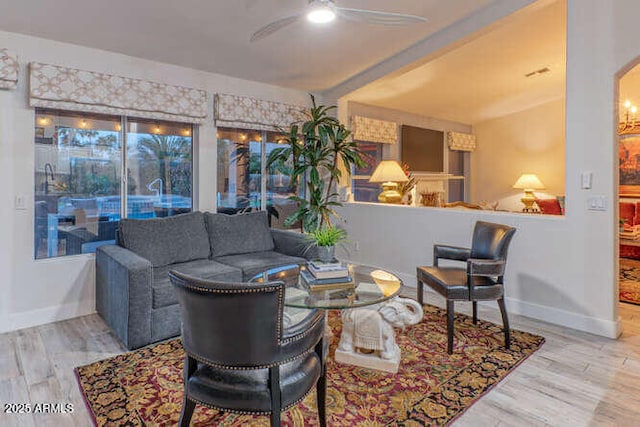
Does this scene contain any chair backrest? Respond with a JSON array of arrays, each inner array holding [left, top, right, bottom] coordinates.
[[470, 221, 516, 260], [169, 270, 285, 368]]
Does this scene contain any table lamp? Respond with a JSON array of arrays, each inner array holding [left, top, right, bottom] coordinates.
[[369, 160, 409, 204], [513, 173, 545, 211]]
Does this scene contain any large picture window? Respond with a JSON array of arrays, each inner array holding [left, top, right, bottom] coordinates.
[[217, 127, 300, 229], [34, 109, 193, 259]]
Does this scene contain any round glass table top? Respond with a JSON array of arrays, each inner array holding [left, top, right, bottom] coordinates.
[[250, 263, 402, 309]]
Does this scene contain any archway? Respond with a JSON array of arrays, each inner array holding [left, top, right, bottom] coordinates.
[[615, 56, 640, 329]]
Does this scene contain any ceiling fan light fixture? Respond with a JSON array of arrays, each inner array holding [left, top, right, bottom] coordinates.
[[307, 6, 336, 24], [250, 0, 425, 42]]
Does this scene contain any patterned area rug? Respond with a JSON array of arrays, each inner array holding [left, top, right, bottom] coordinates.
[[620, 258, 640, 305], [75, 306, 544, 426]]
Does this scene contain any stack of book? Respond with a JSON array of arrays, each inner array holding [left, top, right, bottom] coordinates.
[[301, 260, 354, 291]]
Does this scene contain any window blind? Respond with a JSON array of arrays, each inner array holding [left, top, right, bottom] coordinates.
[[351, 115, 398, 144], [0, 49, 18, 90], [447, 131, 477, 151], [214, 93, 306, 131], [29, 62, 208, 123]]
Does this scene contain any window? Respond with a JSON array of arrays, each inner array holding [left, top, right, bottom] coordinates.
[[352, 141, 383, 202], [447, 150, 469, 202], [216, 128, 300, 229], [34, 109, 193, 259], [351, 138, 470, 205], [217, 128, 263, 211], [126, 119, 193, 218]]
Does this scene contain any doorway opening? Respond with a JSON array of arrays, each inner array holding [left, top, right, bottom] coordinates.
[[616, 58, 640, 331]]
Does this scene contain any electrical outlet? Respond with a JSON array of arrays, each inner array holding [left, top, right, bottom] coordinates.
[[354, 241, 360, 251]]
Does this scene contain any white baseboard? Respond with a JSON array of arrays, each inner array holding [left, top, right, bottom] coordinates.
[[414, 284, 621, 338], [8, 300, 96, 332], [343, 260, 621, 339], [504, 297, 621, 339]]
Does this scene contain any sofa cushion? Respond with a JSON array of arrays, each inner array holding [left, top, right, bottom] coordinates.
[[214, 251, 306, 281], [205, 211, 274, 258], [152, 259, 243, 309], [621, 202, 636, 226], [119, 211, 211, 267]]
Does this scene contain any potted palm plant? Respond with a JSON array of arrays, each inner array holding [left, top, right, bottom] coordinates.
[[267, 95, 365, 228], [267, 95, 365, 260]]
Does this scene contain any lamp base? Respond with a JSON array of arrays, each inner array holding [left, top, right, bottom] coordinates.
[[520, 190, 536, 211], [378, 182, 402, 204]]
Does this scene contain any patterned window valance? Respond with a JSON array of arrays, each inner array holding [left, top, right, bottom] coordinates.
[[29, 62, 208, 123], [214, 93, 306, 131], [0, 49, 19, 90], [351, 115, 398, 144], [447, 131, 476, 152]]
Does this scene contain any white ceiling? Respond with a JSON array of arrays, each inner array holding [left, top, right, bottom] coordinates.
[[344, 0, 567, 125], [0, 0, 497, 92]]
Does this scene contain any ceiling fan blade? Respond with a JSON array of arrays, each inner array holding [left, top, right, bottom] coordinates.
[[336, 7, 427, 26], [250, 14, 302, 42]]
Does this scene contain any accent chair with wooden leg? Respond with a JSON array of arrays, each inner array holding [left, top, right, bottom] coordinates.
[[416, 221, 516, 354], [169, 270, 327, 426]]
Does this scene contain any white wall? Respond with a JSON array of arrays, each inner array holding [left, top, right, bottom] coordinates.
[[332, 0, 640, 339], [336, 203, 616, 337], [471, 98, 566, 211], [0, 30, 310, 333]]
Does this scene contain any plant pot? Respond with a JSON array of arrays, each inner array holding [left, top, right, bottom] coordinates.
[[317, 245, 335, 263]]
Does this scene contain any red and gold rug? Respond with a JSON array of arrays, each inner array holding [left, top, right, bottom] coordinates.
[[620, 258, 640, 305], [76, 305, 544, 426]]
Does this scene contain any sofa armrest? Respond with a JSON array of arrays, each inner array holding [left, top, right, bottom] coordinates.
[[96, 244, 153, 349], [271, 229, 317, 260]]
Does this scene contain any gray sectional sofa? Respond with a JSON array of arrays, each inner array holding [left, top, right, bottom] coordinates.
[[96, 210, 313, 350]]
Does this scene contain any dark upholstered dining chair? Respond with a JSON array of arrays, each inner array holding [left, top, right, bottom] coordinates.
[[416, 221, 516, 354], [169, 270, 327, 427]]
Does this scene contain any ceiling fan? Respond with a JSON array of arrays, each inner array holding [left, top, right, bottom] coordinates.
[[250, 0, 427, 42]]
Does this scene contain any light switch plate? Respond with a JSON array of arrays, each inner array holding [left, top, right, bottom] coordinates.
[[15, 195, 27, 210], [581, 172, 592, 189], [587, 195, 606, 211]]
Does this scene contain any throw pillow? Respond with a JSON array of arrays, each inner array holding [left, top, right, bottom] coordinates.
[[634, 202, 640, 227], [119, 211, 210, 267], [621, 202, 636, 226], [205, 211, 275, 258], [535, 198, 562, 215]]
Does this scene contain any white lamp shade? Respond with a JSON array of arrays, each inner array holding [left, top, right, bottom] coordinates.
[[369, 160, 409, 183], [513, 174, 545, 190]]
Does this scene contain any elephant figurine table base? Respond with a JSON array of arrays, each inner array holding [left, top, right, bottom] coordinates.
[[334, 297, 423, 373]]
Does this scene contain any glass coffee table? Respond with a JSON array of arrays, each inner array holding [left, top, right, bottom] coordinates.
[[251, 263, 419, 373], [250, 263, 403, 309]]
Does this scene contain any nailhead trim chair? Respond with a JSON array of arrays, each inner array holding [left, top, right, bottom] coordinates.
[[169, 270, 327, 426], [416, 221, 516, 354]]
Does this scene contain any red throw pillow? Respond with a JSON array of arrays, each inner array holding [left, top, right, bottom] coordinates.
[[621, 202, 636, 226], [634, 202, 640, 227], [535, 198, 562, 215]]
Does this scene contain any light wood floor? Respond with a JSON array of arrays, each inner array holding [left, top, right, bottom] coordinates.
[[1, 302, 639, 426]]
